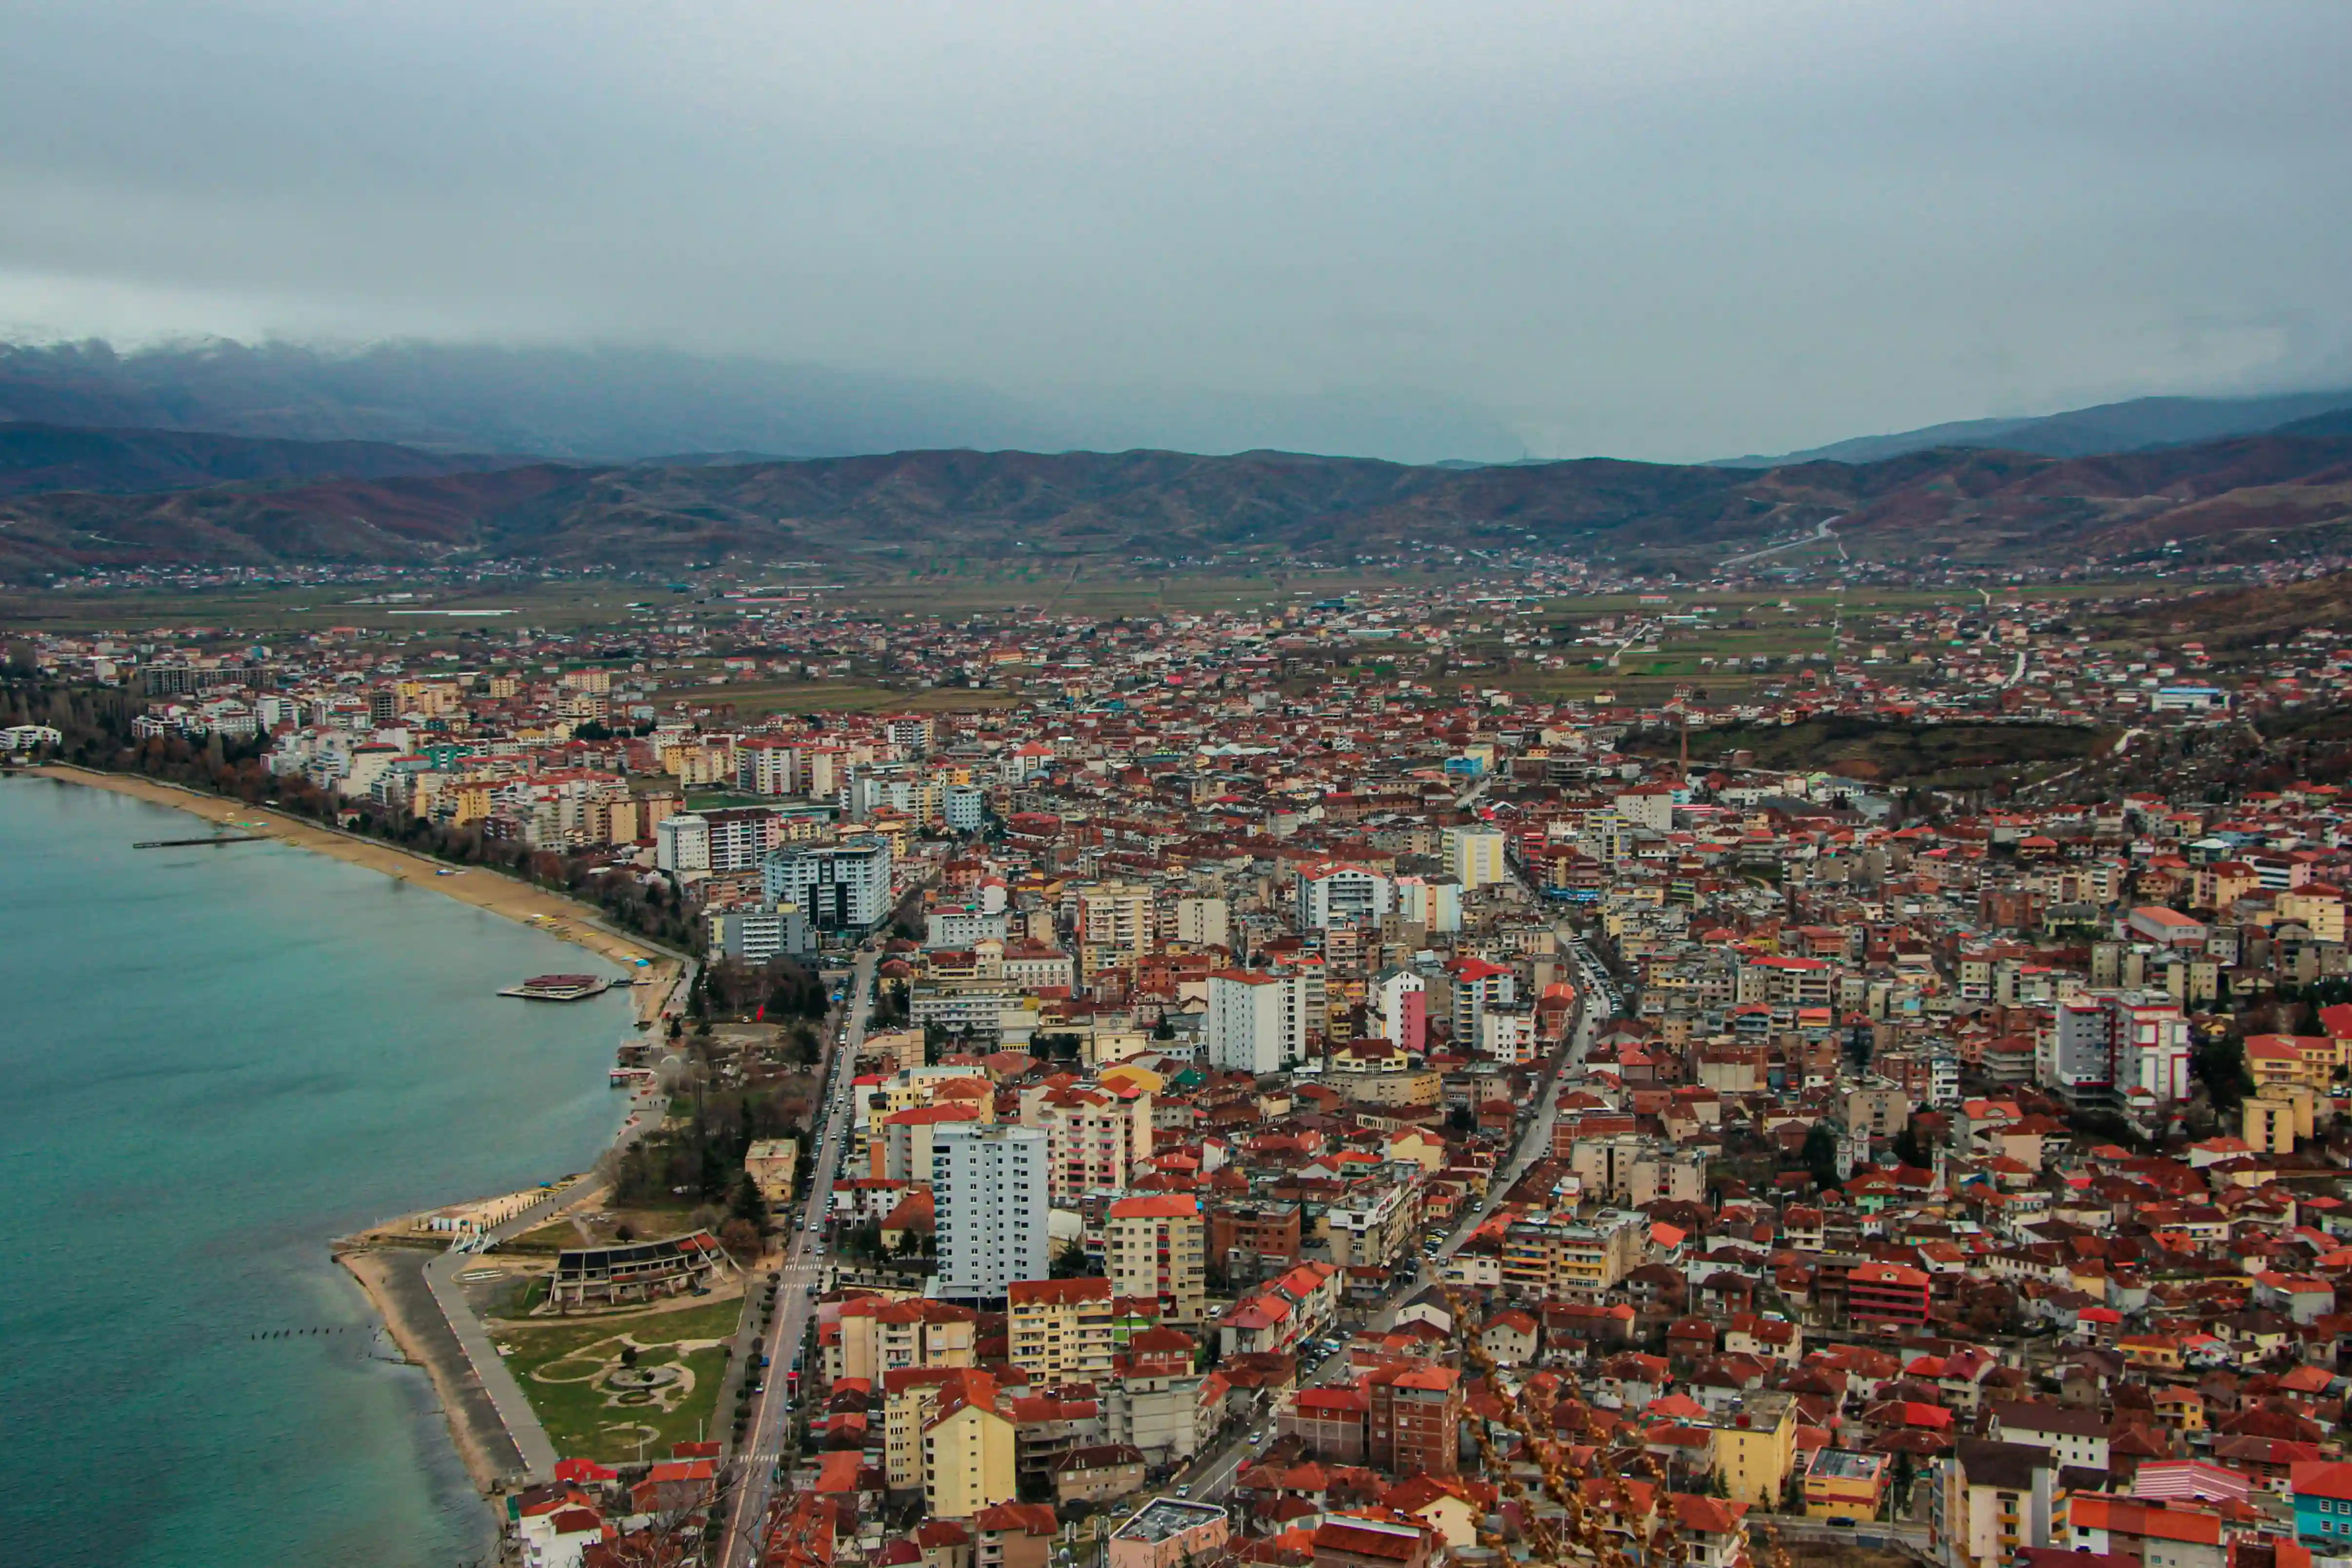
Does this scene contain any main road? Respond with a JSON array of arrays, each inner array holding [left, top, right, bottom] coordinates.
[[717, 946, 878, 1568], [1186, 931, 1605, 1505]]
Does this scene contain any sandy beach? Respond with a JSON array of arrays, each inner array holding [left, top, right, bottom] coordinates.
[[31, 765, 685, 1025], [337, 1245, 524, 1491]]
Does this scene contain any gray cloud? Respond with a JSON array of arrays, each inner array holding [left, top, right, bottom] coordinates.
[[1, 0, 2349, 460]]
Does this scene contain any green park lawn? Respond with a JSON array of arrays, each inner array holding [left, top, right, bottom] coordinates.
[[495, 1294, 746, 1464]]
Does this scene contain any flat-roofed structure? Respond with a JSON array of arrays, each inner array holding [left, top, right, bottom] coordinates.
[[546, 1229, 732, 1312], [1108, 1500, 1229, 1568]]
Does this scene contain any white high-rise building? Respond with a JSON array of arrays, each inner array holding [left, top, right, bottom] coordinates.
[[655, 812, 710, 874], [943, 785, 987, 833], [933, 1123, 1050, 1301], [1204, 970, 1303, 1076], [762, 835, 895, 932]]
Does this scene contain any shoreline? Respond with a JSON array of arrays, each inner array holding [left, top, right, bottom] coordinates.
[[27, 764, 685, 1026], [336, 1244, 525, 1492], [22, 764, 691, 1504]]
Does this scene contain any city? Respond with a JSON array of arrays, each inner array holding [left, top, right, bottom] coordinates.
[[11, 550, 2352, 1568]]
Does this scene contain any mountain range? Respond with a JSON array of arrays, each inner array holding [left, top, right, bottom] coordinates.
[[2, 425, 2350, 579], [1713, 388, 2352, 467], [0, 340, 1528, 468], [4, 339, 2352, 580]]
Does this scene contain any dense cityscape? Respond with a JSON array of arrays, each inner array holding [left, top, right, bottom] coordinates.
[[10, 553, 2352, 1568]]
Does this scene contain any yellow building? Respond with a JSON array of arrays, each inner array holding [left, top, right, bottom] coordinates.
[[2244, 1095, 2298, 1155], [1075, 882, 1153, 979], [1803, 1450, 1889, 1523], [923, 1394, 1018, 1518], [1500, 1210, 1646, 1303], [1007, 1277, 1116, 1382], [833, 1296, 978, 1385], [1106, 1194, 1207, 1325], [2244, 1033, 2345, 1092], [2277, 886, 2346, 944], [744, 1138, 799, 1210], [1708, 1392, 1798, 1508], [883, 1367, 996, 1492]]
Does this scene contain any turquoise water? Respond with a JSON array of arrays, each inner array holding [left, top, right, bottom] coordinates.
[[0, 780, 637, 1568]]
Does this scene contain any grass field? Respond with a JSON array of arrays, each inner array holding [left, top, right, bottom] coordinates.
[[0, 568, 2199, 664], [495, 1294, 745, 1464]]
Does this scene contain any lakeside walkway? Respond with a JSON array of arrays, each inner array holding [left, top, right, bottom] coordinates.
[[420, 1082, 671, 1487], [421, 1185, 586, 1484]]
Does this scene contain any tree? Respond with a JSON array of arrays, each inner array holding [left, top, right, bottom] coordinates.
[[2194, 1035, 2254, 1113], [720, 1218, 761, 1261], [1050, 1237, 1092, 1278], [1802, 1122, 1843, 1191], [728, 1173, 767, 1228]]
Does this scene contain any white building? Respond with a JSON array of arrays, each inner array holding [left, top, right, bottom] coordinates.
[[1479, 1008, 1537, 1064], [1296, 864, 1393, 929], [1376, 969, 1427, 1048], [1394, 875, 1463, 934], [1203, 970, 1303, 1076], [933, 1123, 1050, 1301], [1175, 895, 1231, 948], [2038, 989, 2189, 1106], [762, 836, 895, 932], [656, 812, 711, 875], [943, 784, 987, 833], [736, 739, 800, 796], [926, 905, 1012, 949]]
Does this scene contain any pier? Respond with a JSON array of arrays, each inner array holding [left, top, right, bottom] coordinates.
[[133, 834, 269, 849], [498, 974, 614, 1001]]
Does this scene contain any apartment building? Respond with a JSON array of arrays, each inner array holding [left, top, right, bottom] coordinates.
[[933, 1124, 1050, 1302], [1075, 882, 1154, 979], [1107, 1193, 1208, 1324], [924, 1391, 1019, 1519], [763, 835, 896, 933], [1204, 970, 1304, 1076], [1007, 1277, 1117, 1383], [1021, 1082, 1153, 1205], [1442, 824, 1507, 890], [1367, 1362, 1463, 1477], [1499, 1209, 1645, 1303], [1297, 864, 1394, 930], [828, 1296, 979, 1384]]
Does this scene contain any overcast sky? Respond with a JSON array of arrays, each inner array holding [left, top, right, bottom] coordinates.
[[3, 0, 2350, 460]]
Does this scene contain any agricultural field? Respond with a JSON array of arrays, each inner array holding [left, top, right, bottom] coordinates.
[[1622, 716, 2115, 789]]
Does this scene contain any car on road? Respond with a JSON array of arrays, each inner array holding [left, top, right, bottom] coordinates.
[[1176, 1485, 1191, 1497]]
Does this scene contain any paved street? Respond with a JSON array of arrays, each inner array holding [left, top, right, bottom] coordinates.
[[718, 947, 877, 1568], [1185, 948, 1601, 1504]]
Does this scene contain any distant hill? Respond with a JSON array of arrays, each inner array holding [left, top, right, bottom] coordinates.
[[4, 428, 2351, 579], [1713, 388, 2352, 467], [0, 421, 519, 498], [0, 339, 1529, 467]]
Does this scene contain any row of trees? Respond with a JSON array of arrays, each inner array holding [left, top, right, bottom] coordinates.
[[1, 676, 704, 949]]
